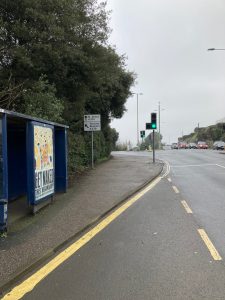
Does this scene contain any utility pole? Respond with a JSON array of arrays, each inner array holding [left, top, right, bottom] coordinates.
[[155, 101, 165, 150], [158, 101, 161, 150]]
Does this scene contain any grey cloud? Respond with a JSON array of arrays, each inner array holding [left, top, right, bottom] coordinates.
[[107, 0, 225, 144]]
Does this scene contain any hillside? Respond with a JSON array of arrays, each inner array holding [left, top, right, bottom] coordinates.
[[179, 123, 225, 147]]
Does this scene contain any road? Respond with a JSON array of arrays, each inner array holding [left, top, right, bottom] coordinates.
[[158, 149, 225, 258], [3, 150, 225, 299]]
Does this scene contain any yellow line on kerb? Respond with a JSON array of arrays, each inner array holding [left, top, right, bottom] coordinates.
[[2, 177, 161, 300], [198, 229, 222, 261], [181, 200, 193, 214]]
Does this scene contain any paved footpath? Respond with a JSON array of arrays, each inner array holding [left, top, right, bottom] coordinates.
[[0, 152, 162, 292]]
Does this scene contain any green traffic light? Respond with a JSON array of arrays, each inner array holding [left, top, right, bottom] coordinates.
[[152, 123, 156, 129]]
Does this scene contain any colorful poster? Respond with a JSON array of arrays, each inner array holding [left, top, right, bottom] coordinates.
[[34, 125, 54, 201]]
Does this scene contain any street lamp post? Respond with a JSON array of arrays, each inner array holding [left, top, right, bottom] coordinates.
[[155, 101, 165, 150], [132, 92, 143, 146]]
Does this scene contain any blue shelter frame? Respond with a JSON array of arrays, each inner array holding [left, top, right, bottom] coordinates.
[[0, 109, 68, 233]]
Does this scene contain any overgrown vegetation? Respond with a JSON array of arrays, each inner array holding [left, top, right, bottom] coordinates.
[[0, 0, 135, 173], [114, 142, 127, 151]]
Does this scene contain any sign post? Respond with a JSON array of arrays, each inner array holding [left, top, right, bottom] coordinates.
[[91, 131, 94, 169], [84, 115, 101, 168]]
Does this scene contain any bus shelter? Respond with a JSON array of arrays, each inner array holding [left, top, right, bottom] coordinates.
[[0, 109, 68, 233]]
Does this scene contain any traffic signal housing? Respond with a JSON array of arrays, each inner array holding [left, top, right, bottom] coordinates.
[[146, 123, 151, 130], [140, 130, 145, 138], [151, 113, 157, 129]]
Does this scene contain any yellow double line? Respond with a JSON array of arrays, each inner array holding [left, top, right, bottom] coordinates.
[[2, 177, 161, 300]]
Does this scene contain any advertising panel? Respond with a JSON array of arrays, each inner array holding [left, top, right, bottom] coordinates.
[[34, 125, 54, 201]]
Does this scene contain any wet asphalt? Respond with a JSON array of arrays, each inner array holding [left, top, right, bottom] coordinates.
[[7, 150, 225, 299], [157, 149, 225, 259]]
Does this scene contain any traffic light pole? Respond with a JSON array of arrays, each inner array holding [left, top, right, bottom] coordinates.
[[146, 113, 157, 162], [153, 129, 155, 163]]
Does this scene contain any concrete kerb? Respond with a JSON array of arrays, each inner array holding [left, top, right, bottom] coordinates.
[[0, 161, 164, 295]]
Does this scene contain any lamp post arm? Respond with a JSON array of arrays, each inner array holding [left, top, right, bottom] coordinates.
[[208, 48, 225, 51]]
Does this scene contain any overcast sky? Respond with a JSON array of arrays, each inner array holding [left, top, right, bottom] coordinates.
[[106, 0, 225, 145]]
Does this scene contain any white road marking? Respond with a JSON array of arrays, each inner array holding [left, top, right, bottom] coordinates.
[[167, 178, 172, 182], [171, 164, 215, 168], [162, 160, 170, 178], [215, 164, 225, 169]]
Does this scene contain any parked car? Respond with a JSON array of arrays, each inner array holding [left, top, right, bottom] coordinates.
[[213, 141, 225, 150], [197, 141, 208, 149], [171, 143, 178, 149], [213, 141, 220, 149], [188, 142, 197, 149], [178, 142, 187, 149]]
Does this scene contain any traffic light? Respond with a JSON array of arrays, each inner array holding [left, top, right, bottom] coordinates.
[[140, 130, 145, 138], [146, 123, 151, 130], [151, 113, 157, 129]]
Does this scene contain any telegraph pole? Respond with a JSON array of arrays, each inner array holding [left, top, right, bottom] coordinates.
[[156, 101, 164, 150], [158, 101, 161, 150]]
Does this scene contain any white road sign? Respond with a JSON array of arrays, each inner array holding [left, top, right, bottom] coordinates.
[[84, 115, 101, 131]]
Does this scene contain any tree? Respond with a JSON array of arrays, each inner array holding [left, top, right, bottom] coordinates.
[[145, 132, 162, 149], [0, 0, 135, 172], [22, 75, 64, 122]]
